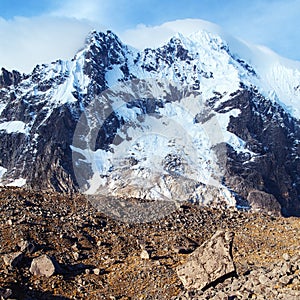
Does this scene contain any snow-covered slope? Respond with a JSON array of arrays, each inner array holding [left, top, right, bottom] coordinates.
[[123, 19, 300, 118], [0, 24, 299, 216]]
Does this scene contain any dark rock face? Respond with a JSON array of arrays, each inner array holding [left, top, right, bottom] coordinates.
[[25, 104, 80, 193], [0, 31, 299, 216], [0, 68, 22, 88], [0, 31, 126, 193], [218, 90, 300, 216], [0, 96, 84, 192]]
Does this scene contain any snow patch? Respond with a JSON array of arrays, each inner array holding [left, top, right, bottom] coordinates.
[[0, 121, 29, 134], [0, 166, 7, 179], [50, 55, 90, 105], [122, 19, 300, 119], [0, 103, 6, 115], [6, 178, 27, 187]]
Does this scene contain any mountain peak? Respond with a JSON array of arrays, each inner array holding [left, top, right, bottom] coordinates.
[[0, 68, 22, 88], [85, 30, 124, 49], [0, 26, 300, 216]]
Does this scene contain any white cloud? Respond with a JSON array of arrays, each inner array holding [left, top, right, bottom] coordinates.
[[120, 23, 174, 50], [120, 19, 223, 50], [218, 0, 300, 59], [0, 16, 97, 73], [1, 0, 300, 73], [51, 0, 110, 24]]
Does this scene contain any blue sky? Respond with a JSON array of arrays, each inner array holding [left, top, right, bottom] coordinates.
[[1, 0, 300, 72]]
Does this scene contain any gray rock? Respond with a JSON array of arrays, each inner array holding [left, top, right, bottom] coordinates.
[[214, 291, 228, 299], [176, 231, 235, 291], [247, 190, 281, 215], [263, 287, 278, 298], [281, 262, 292, 275], [282, 253, 290, 261], [29, 255, 56, 277], [73, 251, 79, 261], [230, 278, 241, 291], [269, 266, 281, 278], [292, 276, 300, 285], [290, 254, 300, 264], [18, 240, 35, 254], [243, 278, 254, 291], [2, 252, 23, 268], [0, 288, 12, 299], [140, 250, 150, 259], [258, 274, 271, 286], [279, 275, 292, 285], [93, 268, 101, 275]]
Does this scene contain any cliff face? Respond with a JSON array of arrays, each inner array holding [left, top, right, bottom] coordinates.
[[0, 30, 299, 216], [220, 90, 300, 216]]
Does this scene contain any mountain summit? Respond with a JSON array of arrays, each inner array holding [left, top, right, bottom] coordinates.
[[0, 27, 299, 216]]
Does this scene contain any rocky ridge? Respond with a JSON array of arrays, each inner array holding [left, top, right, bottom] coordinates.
[[0, 187, 299, 299], [0, 29, 300, 216]]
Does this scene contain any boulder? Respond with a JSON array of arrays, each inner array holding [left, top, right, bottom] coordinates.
[[177, 231, 235, 291], [29, 255, 56, 277], [247, 190, 281, 215], [93, 268, 101, 275]]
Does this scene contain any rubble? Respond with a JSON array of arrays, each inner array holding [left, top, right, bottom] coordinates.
[[17, 240, 35, 254], [174, 254, 300, 299], [0, 187, 299, 299]]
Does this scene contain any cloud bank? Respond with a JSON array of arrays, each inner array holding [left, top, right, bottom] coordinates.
[[0, 0, 300, 73], [120, 19, 223, 50], [0, 16, 96, 73]]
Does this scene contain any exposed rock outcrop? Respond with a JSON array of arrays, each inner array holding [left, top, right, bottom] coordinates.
[[247, 190, 282, 215]]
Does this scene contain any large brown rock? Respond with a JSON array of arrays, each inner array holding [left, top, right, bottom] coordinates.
[[176, 231, 235, 291]]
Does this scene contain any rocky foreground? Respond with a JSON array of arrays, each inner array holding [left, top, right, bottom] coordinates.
[[0, 187, 299, 299]]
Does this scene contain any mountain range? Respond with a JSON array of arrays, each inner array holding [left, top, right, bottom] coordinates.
[[0, 23, 299, 216]]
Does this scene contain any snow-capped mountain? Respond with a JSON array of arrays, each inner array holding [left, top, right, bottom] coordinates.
[[0, 25, 299, 216]]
